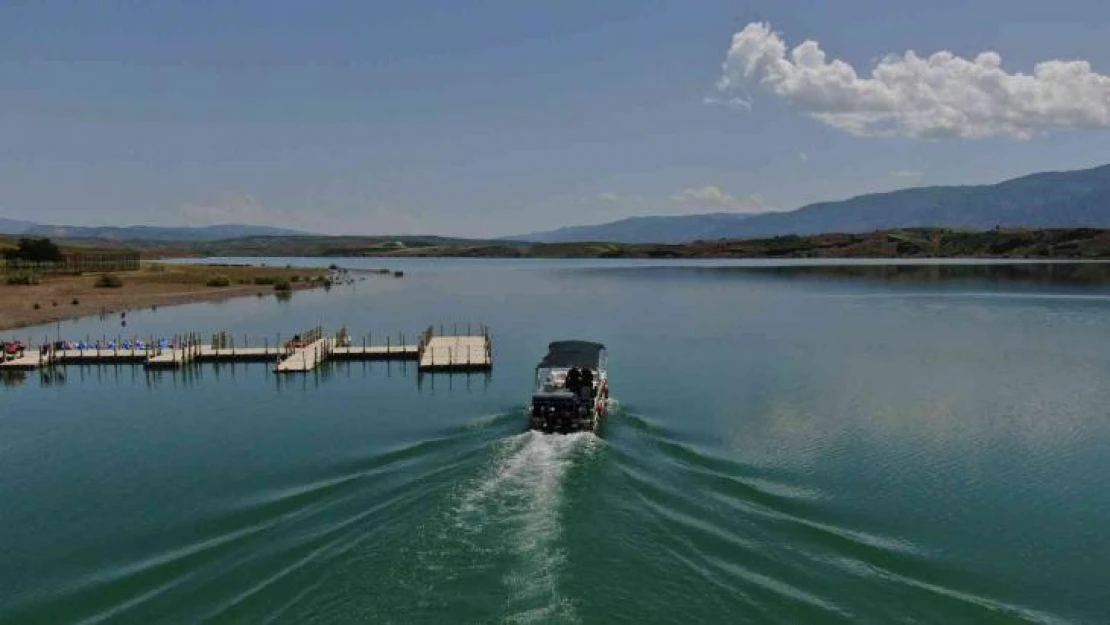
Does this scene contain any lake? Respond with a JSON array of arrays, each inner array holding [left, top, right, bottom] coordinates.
[[3, 258, 1109, 624]]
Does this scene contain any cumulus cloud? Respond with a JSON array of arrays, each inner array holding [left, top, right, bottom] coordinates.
[[598, 192, 621, 202], [890, 169, 924, 178], [671, 185, 767, 212], [714, 22, 1110, 139]]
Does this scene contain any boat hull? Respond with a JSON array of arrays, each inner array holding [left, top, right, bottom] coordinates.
[[529, 382, 608, 434]]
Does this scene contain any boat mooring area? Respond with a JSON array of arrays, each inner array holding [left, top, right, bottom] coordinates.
[[1, 324, 493, 375]]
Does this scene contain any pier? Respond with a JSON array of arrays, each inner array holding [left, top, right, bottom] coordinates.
[[1, 324, 492, 375]]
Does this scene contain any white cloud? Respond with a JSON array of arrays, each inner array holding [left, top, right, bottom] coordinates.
[[671, 185, 767, 212], [889, 170, 924, 179], [598, 192, 621, 202], [798, 152, 809, 162], [714, 22, 1110, 139]]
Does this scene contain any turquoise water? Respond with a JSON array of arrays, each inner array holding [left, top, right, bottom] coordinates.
[[3, 259, 1110, 624]]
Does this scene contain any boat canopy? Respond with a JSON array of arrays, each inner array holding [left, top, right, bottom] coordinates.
[[536, 341, 606, 370]]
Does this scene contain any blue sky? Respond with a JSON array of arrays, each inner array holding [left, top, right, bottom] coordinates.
[[2, 0, 1110, 237]]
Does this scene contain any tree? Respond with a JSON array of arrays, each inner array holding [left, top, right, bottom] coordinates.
[[4, 238, 62, 262]]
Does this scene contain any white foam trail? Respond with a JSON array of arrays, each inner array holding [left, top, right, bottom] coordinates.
[[454, 431, 603, 624]]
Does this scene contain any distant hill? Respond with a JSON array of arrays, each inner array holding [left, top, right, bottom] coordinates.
[[0, 218, 37, 235], [515, 164, 1110, 243], [7, 223, 311, 242], [510, 212, 768, 244]]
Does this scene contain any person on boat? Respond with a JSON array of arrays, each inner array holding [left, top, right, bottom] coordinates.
[[580, 367, 594, 399], [566, 367, 582, 395]]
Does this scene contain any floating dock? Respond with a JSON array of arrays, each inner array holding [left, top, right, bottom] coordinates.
[[1, 325, 492, 375], [419, 335, 492, 371]]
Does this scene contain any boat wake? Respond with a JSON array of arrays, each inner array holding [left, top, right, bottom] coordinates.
[[453, 430, 603, 624]]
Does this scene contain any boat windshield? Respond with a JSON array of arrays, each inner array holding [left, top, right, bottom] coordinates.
[[535, 367, 567, 392]]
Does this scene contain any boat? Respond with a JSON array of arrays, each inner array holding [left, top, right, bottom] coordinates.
[[530, 340, 609, 433]]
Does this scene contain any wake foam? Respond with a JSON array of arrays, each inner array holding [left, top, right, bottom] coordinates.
[[454, 431, 603, 624]]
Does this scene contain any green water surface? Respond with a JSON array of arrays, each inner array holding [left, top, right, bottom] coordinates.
[[2, 259, 1109, 624]]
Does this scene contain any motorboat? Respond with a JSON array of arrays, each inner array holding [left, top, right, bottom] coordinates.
[[530, 340, 609, 433]]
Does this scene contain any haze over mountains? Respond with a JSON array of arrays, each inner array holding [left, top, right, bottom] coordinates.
[[0, 221, 309, 242], [515, 164, 1110, 243], [4, 164, 1110, 245]]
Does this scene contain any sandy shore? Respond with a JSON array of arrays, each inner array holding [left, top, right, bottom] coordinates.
[[0, 264, 332, 332]]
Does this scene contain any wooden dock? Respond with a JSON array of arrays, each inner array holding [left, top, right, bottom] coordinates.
[[331, 345, 420, 359], [146, 349, 194, 368], [419, 335, 492, 371], [0, 350, 43, 370], [2, 324, 492, 375], [274, 339, 330, 373]]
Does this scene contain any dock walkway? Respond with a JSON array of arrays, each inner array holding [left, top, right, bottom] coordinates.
[[0, 350, 43, 370], [2, 324, 493, 374], [274, 339, 330, 373]]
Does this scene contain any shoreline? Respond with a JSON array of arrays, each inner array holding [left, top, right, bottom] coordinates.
[[0, 264, 334, 333], [0, 284, 321, 334]]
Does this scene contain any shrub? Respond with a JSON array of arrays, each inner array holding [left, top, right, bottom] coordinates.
[[95, 274, 123, 288], [252, 276, 278, 285], [205, 275, 232, 287], [273, 280, 292, 292], [32, 302, 40, 310], [291, 275, 301, 283], [328, 263, 339, 270], [4, 237, 61, 262], [71, 298, 80, 306]]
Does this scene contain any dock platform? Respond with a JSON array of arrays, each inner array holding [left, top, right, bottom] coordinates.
[[2, 324, 492, 375], [419, 335, 492, 371], [0, 350, 43, 370]]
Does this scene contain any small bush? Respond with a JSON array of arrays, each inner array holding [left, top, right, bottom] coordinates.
[[6, 272, 41, 285], [252, 276, 278, 286], [71, 298, 80, 306], [51, 301, 58, 307], [95, 274, 123, 288], [291, 275, 301, 283], [273, 280, 292, 292], [205, 275, 232, 287], [32, 302, 40, 310], [328, 263, 339, 270]]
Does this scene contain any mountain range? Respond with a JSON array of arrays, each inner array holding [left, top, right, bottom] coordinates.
[[0, 221, 309, 241], [514, 164, 1110, 243], [5, 163, 1110, 245]]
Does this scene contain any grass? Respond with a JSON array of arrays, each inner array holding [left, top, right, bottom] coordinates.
[[6, 272, 41, 285], [205, 275, 232, 287]]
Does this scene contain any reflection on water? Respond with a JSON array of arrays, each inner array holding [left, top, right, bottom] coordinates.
[[3, 259, 1110, 624], [0, 359, 491, 394], [699, 261, 1110, 288]]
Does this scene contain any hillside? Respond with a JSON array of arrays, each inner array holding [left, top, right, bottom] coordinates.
[[23, 223, 311, 241], [0, 220, 312, 240], [516, 164, 1110, 243], [363, 228, 1110, 260], [511, 212, 767, 244], [0, 218, 38, 235]]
